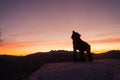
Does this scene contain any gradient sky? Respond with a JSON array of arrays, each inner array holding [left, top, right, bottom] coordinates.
[[0, 0, 120, 56]]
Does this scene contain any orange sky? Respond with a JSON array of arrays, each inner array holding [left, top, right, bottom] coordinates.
[[0, 0, 120, 56]]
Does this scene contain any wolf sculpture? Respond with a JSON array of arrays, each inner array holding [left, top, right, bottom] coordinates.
[[71, 31, 93, 62]]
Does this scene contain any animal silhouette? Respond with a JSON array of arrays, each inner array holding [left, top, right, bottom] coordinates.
[[71, 31, 93, 62]]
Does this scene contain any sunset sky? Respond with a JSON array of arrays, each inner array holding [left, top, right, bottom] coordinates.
[[0, 0, 120, 56]]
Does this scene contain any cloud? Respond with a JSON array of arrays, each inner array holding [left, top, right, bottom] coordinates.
[[0, 40, 71, 48], [12, 30, 43, 37], [89, 38, 120, 44], [0, 39, 3, 42]]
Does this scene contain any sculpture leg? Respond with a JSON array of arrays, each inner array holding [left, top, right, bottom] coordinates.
[[87, 48, 93, 62], [79, 50, 86, 62], [73, 48, 77, 61]]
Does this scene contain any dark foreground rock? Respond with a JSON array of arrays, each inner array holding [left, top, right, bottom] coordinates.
[[24, 59, 120, 80]]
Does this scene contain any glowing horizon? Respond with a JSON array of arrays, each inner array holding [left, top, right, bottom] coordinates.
[[0, 39, 120, 56], [0, 0, 120, 56]]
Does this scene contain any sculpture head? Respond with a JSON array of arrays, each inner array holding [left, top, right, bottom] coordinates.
[[71, 31, 81, 40]]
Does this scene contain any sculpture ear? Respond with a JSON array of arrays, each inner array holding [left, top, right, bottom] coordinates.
[[73, 30, 75, 34]]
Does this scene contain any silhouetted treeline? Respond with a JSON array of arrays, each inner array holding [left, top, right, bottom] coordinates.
[[0, 50, 120, 80]]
